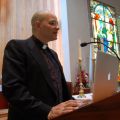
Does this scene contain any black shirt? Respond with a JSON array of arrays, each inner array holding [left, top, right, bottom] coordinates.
[[32, 35, 63, 103]]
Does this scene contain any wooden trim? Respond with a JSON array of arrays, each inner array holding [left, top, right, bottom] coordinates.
[[0, 109, 8, 118]]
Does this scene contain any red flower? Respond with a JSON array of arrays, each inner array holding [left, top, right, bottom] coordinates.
[[75, 70, 89, 88], [94, 13, 100, 20], [109, 18, 114, 26]]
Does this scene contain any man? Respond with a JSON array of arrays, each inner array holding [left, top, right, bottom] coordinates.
[[2, 11, 84, 120]]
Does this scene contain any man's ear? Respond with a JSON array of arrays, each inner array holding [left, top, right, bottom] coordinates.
[[35, 21, 41, 28]]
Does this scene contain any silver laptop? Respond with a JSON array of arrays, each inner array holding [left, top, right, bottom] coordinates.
[[92, 51, 119, 102]]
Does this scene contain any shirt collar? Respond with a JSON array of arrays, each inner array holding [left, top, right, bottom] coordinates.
[[32, 35, 48, 50]]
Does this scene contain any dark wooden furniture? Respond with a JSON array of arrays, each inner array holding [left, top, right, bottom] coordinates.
[[0, 84, 8, 109], [54, 92, 120, 120], [0, 92, 8, 109]]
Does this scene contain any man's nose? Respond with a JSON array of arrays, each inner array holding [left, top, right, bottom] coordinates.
[[56, 26, 59, 30], [56, 24, 60, 30]]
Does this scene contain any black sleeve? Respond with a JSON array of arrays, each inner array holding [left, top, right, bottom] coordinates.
[[2, 40, 51, 117]]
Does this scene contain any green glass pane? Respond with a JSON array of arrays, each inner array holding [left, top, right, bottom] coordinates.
[[117, 18, 120, 40], [92, 19, 105, 39]]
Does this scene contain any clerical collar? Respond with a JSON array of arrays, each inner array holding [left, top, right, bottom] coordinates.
[[42, 44, 48, 49], [32, 35, 48, 50]]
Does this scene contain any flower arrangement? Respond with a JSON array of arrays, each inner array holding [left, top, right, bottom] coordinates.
[[73, 59, 89, 94], [76, 70, 89, 88]]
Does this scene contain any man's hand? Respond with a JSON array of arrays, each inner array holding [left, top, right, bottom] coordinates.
[[48, 99, 87, 120]]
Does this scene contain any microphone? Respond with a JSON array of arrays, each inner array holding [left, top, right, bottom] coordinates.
[[80, 41, 120, 61]]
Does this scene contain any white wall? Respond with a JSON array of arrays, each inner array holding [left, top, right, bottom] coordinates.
[[61, 0, 120, 83], [67, 0, 91, 84], [61, 0, 71, 82]]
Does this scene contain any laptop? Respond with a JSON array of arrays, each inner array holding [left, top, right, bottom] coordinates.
[[92, 51, 119, 102]]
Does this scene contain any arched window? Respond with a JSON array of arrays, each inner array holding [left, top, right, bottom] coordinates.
[[90, 0, 119, 58]]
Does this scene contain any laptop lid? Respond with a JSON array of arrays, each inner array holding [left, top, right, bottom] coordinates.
[[92, 51, 119, 102]]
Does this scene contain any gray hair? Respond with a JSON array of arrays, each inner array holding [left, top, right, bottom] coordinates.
[[31, 11, 52, 33]]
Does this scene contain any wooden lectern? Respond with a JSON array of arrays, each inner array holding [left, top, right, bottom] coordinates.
[[54, 92, 120, 120]]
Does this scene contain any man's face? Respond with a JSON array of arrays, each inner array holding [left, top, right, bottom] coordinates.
[[38, 14, 59, 42]]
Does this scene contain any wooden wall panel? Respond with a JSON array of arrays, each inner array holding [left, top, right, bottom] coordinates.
[[0, 0, 62, 77]]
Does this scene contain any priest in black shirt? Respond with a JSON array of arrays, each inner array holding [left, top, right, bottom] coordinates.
[[2, 11, 85, 120]]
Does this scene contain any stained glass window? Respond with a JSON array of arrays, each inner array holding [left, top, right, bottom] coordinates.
[[90, 0, 119, 58]]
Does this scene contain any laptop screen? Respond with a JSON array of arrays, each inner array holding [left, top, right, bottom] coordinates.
[[92, 51, 119, 102]]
